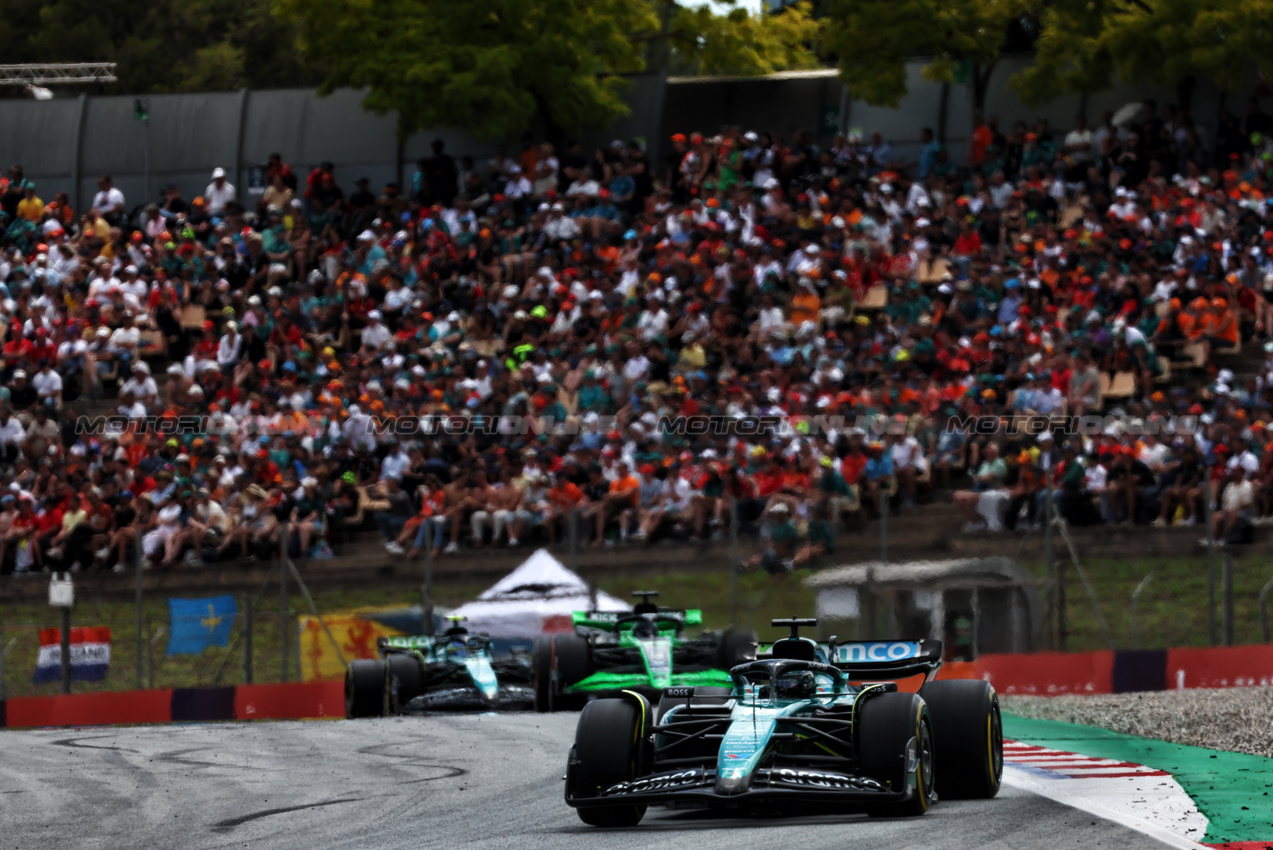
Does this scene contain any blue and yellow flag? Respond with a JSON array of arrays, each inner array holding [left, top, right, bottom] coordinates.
[[168, 596, 238, 655]]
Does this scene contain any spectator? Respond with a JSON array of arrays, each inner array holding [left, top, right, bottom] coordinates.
[[205, 167, 237, 214]]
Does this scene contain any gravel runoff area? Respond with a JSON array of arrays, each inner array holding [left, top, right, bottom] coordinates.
[[1003, 688, 1273, 758]]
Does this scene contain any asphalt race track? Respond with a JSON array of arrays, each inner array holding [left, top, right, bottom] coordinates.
[[0, 714, 1179, 850]]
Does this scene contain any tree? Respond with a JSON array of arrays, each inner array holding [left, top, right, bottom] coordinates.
[[278, 0, 823, 141], [1010, 0, 1273, 115], [0, 0, 319, 95], [821, 0, 1028, 125], [276, 0, 659, 141], [660, 1, 823, 76]]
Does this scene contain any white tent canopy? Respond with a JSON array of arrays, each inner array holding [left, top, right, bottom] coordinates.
[[450, 549, 628, 637]]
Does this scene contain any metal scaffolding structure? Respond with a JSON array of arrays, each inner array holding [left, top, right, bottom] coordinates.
[[0, 63, 117, 86]]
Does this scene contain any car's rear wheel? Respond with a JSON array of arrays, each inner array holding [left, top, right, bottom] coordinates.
[[858, 691, 935, 817], [551, 634, 592, 711], [717, 630, 759, 669], [385, 653, 424, 714], [533, 636, 553, 713], [919, 679, 1003, 799], [569, 698, 649, 827], [345, 659, 388, 718]]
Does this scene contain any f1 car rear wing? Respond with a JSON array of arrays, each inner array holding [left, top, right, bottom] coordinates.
[[826, 639, 944, 681], [572, 609, 703, 629]]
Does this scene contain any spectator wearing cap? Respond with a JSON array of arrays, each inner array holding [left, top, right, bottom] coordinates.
[[591, 460, 639, 546], [287, 477, 325, 558], [205, 168, 237, 214]]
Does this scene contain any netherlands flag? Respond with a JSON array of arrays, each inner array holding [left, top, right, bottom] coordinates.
[[34, 627, 112, 684]]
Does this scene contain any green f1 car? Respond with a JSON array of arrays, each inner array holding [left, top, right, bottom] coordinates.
[[533, 591, 757, 712], [345, 616, 533, 716], [564, 617, 1002, 826]]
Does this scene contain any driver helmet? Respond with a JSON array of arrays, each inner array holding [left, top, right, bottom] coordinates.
[[773, 670, 817, 701], [632, 614, 658, 639]]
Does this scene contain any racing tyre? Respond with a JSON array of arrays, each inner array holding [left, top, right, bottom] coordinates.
[[551, 634, 593, 711], [857, 691, 935, 817], [919, 679, 1002, 800], [533, 636, 553, 713], [717, 629, 759, 669], [569, 698, 649, 827], [385, 653, 424, 714], [345, 659, 388, 718]]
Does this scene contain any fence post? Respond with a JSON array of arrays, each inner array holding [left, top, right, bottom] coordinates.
[[60, 605, 71, 696], [730, 500, 739, 630], [1043, 475, 1055, 650], [569, 507, 578, 575], [1222, 551, 1234, 647], [0, 638, 14, 702], [279, 532, 289, 683], [422, 537, 434, 636], [243, 593, 254, 685], [1205, 496, 1217, 646], [1131, 572, 1153, 650], [1056, 557, 1067, 653], [135, 538, 143, 690], [879, 488, 889, 565], [1260, 574, 1273, 644]]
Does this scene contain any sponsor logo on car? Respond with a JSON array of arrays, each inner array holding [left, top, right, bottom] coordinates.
[[604, 769, 705, 796], [769, 768, 885, 791], [833, 641, 922, 664]]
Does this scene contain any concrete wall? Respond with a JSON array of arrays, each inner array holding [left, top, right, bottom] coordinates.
[[0, 62, 1253, 215]]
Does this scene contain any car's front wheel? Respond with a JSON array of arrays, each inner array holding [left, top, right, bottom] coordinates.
[[858, 691, 936, 817], [568, 698, 649, 827]]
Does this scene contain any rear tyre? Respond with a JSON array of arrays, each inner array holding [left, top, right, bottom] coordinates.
[[345, 659, 388, 718], [919, 679, 1003, 799], [551, 634, 593, 711], [570, 698, 649, 827], [717, 630, 759, 669], [385, 653, 424, 714], [857, 691, 935, 817], [533, 636, 553, 713]]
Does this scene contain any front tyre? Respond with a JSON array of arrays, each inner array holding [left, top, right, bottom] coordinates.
[[857, 691, 935, 817], [919, 679, 1003, 799], [717, 629, 759, 668], [345, 659, 388, 718], [568, 698, 649, 827]]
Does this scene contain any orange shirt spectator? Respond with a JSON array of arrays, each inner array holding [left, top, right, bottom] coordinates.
[[790, 284, 821, 327], [608, 471, 640, 507], [549, 479, 583, 510]]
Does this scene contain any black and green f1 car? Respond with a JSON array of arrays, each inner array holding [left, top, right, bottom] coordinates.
[[345, 616, 533, 716], [533, 591, 757, 712], [563, 617, 1002, 826]]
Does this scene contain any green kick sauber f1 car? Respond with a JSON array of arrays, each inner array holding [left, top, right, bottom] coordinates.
[[345, 616, 533, 716], [533, 591, 758, 712], [564, 617, 1003, 827]]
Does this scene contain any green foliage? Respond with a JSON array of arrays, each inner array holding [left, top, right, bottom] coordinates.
[[1010, 0, 1273, 106], [276, 0, 657, 140], [277, 0, 824, 140], [0, 0, 319, 94], [666, 1, 823, 76], [822, 0, 1026, 106]]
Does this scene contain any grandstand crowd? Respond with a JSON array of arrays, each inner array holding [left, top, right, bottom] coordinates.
[[3, 98, 1273, 574]]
